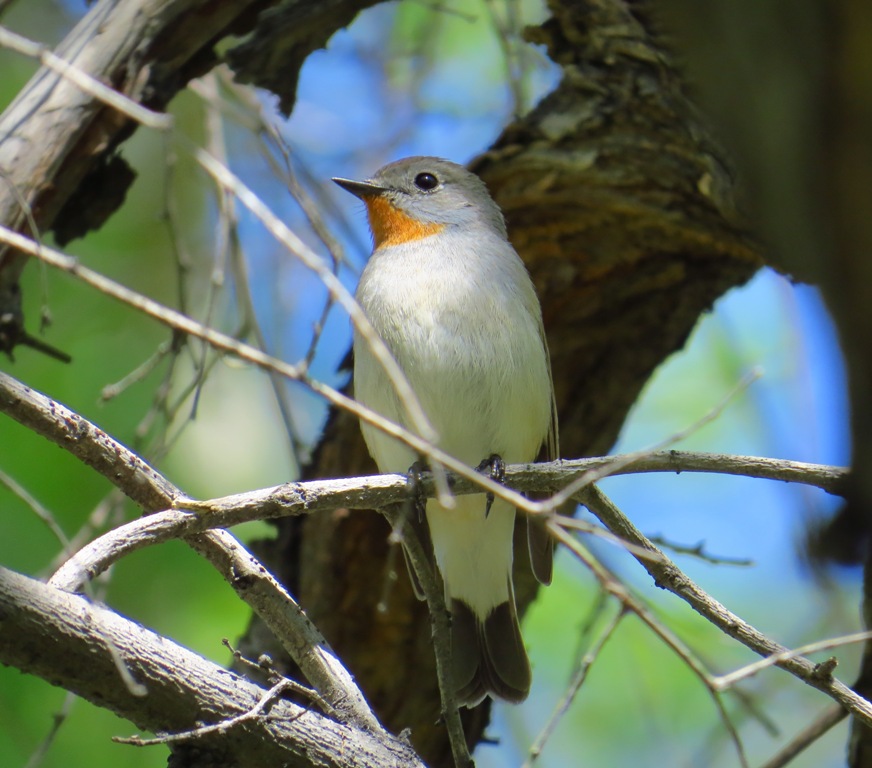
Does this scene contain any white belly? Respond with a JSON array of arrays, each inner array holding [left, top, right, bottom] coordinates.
[[352, 230, 551, 616]]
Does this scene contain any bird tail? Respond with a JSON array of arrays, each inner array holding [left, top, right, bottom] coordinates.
[[450, 584, 531, 707]]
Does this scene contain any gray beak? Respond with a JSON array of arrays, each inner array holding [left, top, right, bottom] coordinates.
[[332, 177, 388, 200]]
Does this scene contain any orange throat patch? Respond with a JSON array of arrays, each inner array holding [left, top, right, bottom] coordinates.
[[365, 196, 445, 249]]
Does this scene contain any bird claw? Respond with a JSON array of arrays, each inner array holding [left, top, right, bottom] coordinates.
[[405, 461, 428, 521], [476, 454, 505, 517]]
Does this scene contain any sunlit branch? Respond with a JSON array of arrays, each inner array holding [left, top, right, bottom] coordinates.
[[546, 521, 749, 767], [0, 25, 172, 130], [524, 604, 627, 767], [576, 485, 872, 728], [0, 566, 422, 768], [0, 370, 382, 732], [712, 630, 872, 691], [758, 705, 847, 768]]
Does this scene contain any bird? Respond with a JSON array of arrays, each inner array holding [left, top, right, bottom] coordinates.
[[333, 156, 558, 706]]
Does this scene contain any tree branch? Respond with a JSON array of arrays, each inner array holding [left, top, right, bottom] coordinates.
[[576, 485, 872, 726], [0, 369, 385, 737], [0, 566, 423, 768], [0, 0, 375, 354], [5, 362, 859, 761]]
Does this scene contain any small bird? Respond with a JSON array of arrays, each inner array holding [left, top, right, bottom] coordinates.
[[334, 156, 558, 706]]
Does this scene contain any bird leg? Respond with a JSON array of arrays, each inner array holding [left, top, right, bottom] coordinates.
[[476, 454, 506, 517], [405, 460, 429, 522]]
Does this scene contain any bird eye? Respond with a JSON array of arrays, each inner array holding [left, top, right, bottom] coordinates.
[[414, 172, 439, 191]]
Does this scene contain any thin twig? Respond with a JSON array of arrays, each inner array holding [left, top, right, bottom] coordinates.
[[646, 534, 753, 566], [483, 0, 526, 118], [555, 515, 665, 562], [548, 520, 750, 767], [540, 367, 763, 512], [221, 639, 326, 708], [577, 484, 872, 728], [184, 528, 382, 732], [0, 468, 71, 552], [758, 705, 847, 768], [114, 678, 301, 747], [185, 142, 440, 450], [524, 605, 627, 766], [23, 691, 76, 768], [712, 631, 872, 691], [0, 25, 172, 129], [196, 73, 308, 468], [382, 506, 472, 768], [206, 74, 352, 371], [510, 451, 847, 497], [100, 339, 174, 401]]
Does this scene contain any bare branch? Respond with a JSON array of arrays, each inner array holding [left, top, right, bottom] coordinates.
[[44, 442, 850, 597], [185, 528, 384, 733], [577, 485, 872, 727], [0, 566, 424, 768], [0, 25, 172, 130], [0, 0, 267, 266], [759, 705, 847, 768], [514, 451, 847, 496], [713, 631, 872, 691], [0, 369, 178, 512], [0, 370, 383, 731], [2, 363, 858, 762], [524, 604, 627, 766]]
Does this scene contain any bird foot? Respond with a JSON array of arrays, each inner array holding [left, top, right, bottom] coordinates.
[[476, 454, 505, 517], [405, 461, 429, 521]]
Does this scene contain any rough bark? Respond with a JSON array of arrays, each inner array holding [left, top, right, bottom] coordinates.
[[0, 565, 424, 768]]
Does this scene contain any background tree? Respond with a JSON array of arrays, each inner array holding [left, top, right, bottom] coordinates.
[[0, 0, 863, 766]]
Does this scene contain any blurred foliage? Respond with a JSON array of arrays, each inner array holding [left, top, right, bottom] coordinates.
[[0, 0, 858, 767]]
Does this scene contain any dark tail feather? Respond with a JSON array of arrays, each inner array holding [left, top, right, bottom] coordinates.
[[451, 590, 531, 707]]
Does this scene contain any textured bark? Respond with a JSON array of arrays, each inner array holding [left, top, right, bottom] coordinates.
[[227, 0, 381, 115], [0, 566, 424, 768]]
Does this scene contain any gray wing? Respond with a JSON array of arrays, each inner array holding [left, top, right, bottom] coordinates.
[[527, 324, 559, 585]]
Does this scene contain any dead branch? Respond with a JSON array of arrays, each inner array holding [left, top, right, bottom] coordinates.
[[0, 565, 423, 768]]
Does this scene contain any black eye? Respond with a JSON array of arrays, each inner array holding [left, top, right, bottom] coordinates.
[[414, 172, 439, 191]]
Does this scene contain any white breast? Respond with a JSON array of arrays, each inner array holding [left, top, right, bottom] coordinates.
[[353, 227, 551, 472]]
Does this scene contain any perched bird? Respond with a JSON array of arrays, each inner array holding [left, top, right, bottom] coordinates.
[[334, 157, 558, 706]]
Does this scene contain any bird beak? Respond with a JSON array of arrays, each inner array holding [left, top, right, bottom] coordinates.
[[332, 177, 389, 200]]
